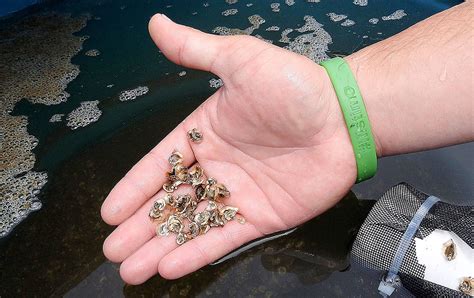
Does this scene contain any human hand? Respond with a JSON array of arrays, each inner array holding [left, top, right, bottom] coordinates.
[[101, 14, 359, 285]]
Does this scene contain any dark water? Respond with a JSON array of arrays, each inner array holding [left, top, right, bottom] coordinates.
[[1, 0, 471, 297], [0, 0, 40, 17]]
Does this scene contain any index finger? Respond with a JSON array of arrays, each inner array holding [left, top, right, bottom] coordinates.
[[101, 122, 195, 225]]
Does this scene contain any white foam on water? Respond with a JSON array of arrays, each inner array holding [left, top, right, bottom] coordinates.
[[49, 114, 64, 123], [327, 12, 348, 22], [271, 3, 280, 13], [66, 101, 102, 130], [222, 8, 238, 16], [341, 19, 356, 27], [85, 49, 101, 57], [282, 16, 332, 63], [213, 14, 265, 36], [353, 0, 368, 7], [382, 9, 407, 21], [266, 26, 280, 31], [369, 18, 379, 24], [279, 28, 293, 43], [0, 13, 88, 237], [119, 86, 149, 102]]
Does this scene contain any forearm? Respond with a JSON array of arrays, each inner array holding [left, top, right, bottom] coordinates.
[[346, 1, 474, 157]]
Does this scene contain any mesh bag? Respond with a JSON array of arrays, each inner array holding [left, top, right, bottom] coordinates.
[[351, 183, 473, 297]]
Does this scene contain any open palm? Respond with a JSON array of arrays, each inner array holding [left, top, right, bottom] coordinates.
[[101, 14, 357, 285]]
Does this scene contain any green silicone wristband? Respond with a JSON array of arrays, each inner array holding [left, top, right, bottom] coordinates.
[[320, 57, 377, 183]]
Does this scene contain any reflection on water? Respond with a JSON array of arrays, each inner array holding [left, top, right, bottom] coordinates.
[[0, 0, 467, 296]]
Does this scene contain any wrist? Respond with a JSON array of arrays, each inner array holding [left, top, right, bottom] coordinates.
[[320, 57, 378, 182], [345, 50, 385, 158]]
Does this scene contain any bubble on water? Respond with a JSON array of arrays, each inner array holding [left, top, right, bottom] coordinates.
[[225, 0, 238, 4], [246, 3, 253, 7], [327, 13, 347, 22], [369, 18, 379, 24], [222, 9, 238, 16], [118, 86, 149, 102], [66, 101, 102, 130], [30, 201, 42, 210], [341, 19, 356, 27], [280, 16, 332, 63], [213, 14, 265, 36], [306, 0, 320, 3], [248, 14, 266, 27], [178, 71, 187, 76], [49, 114, 64, 123], [203, 2, 210, 7], [266, 26, 280, 32], [79, 35, 90, 42], [84, 49, 100, 57], [279, 28, 293, 43], [382, 9, 406, 21], [285, 0, 295, 6], [0, 170, 48, 237], [209, 78, 224, 89], [0, 13, 88, 237], [353, 0, 368, 6], [270, 3, 280, 13]]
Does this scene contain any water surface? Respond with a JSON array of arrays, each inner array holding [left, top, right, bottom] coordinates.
[[0, 0, 470, 296]]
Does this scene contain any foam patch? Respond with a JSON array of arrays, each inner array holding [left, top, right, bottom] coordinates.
[[49, 114, 64, 123], [222, 9, 238, 16], [382, 9, 407, 21], [353, 0, 368, 7], [341, 19, 356, 27], [119, 86, 149, 102], [85, 49, 101, 57], [0, 13, 88, 237], [369, 18, 379, 24], [281, 16, 332, 63], [271, 3, 281, 13], [327, 13, 348, 22], [66, 101, 102, 130]]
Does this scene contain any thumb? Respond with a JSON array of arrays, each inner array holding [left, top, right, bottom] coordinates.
[[148, 13, 268, 79], [148, 13, 231, 77]]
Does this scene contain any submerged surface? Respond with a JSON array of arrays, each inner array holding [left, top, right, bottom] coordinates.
[[0, 0, 471, 296]]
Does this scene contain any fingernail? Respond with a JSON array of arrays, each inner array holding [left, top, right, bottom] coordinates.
[[160, 14, 171, 22]]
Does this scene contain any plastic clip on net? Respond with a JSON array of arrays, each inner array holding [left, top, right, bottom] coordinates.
[[320, 57, 377, 183], [378, 195, 441, 297]]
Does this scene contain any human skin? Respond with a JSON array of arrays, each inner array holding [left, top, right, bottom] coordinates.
[[101, 2, 473, 285]]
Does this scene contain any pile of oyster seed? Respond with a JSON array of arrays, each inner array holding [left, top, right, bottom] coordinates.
[[149, 132, 241, 245]]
